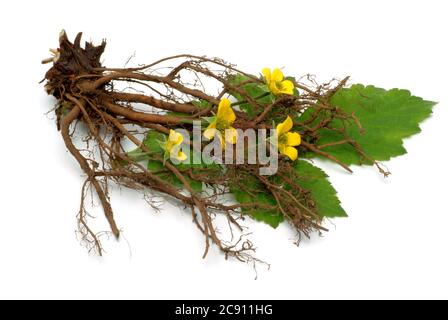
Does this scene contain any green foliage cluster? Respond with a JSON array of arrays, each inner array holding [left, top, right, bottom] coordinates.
[[131, 75, 435, 227]]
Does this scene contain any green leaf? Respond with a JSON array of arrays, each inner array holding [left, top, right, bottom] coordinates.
[[230, 175, 284, 228], [192, 99, 211, 109], [285, 76, 300, 96], [294, 160, 347, 218], [143, 130, 166, 153], [202, 116, 216, 124], [146, 141, 222, 193], [148, 160, 203, 193], [230, 174, 284, 228], [127, 130, 212, 193], [231, 185, 284, 228], [165, 111, 192, 117], [231, 159, 347, 226], [300, 84, 436, 165], [228, 74, 271, 117], [126, 130, 165, 162]]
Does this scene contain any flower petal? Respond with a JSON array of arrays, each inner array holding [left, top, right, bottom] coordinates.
[[282, 146, 298, 161], [272, 68, 284, 82], [203, 124, 218, 140], [177, 151, 188, 161], [285, 132, 301, 147], [169, 129, 183, 145], [269, 82, 281, 95], [216, 98, 236, 124], [276, 115, 293, 136], [278, 144, 287, 155], [279, 80, 295, 95], [224, 127, 238, 144], [216, 132, 224, 149], [207, 121, 217, 129], [262, 68, 271, 84], [168, 129, 176, 141]]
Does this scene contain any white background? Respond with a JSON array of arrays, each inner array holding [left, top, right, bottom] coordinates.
[[0, 0, 447, 299]]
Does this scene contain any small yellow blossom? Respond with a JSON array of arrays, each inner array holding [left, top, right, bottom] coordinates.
[[165, 129, 187, 162], [262, 68, 294, 96], [276, 116, 301, 161], [203, 98, 238, 146]]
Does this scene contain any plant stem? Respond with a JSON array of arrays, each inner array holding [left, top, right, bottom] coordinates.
[[231, 92, 270, 107]]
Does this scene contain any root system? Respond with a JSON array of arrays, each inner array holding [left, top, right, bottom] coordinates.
[[42, 31, 367, 262]]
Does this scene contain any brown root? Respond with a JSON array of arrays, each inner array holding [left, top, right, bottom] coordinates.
[[43, 31, 367, 263]]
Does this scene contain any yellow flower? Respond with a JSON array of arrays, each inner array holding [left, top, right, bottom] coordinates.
[[203, 98, 238, 146], [276, 116, 301, 161], [165, 129, 187, 162], [262, 68, 295, 96]]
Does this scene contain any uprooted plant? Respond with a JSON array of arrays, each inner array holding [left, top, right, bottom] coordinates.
[[42, 31, 435, 262]]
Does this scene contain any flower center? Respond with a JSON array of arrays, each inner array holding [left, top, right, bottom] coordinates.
[[165, 141, 174, 152], [278, 133, 288, 145], [216, 119, 230, 130]]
